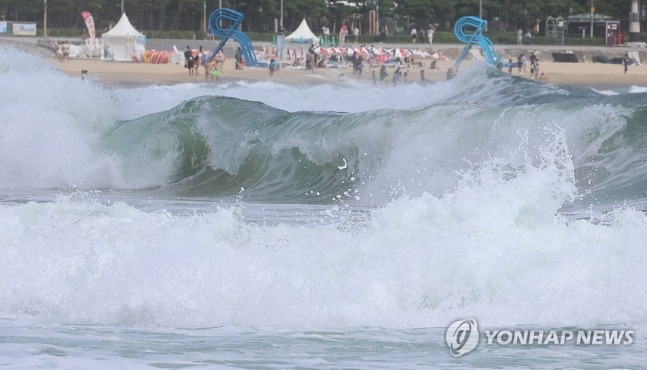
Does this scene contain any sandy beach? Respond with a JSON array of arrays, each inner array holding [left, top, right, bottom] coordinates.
[[44, 49, 647, 90]]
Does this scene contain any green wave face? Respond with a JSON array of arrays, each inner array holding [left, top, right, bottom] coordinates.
[[98, 69, 647, 209], [100, 95, 408, 203]]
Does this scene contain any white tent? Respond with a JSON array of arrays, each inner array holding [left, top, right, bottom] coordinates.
[[285, 19, 320, 44], [101, 13, 146, 62]]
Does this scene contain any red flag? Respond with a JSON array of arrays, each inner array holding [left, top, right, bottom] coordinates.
[[81, 11, 96, 45]]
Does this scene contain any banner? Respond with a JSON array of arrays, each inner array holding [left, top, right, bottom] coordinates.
[[0, 21, 7, 33], [12, 22, 36, 36], [81, 11, 96, 45]]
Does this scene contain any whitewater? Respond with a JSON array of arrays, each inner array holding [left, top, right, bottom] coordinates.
[[1, 46, 646, 368]]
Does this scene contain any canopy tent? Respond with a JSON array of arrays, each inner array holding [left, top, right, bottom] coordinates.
[[101, 13, 146, 61], [285, 18, 320, 44]]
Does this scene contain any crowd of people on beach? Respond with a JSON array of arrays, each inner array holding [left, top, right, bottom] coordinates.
[[501, 51, 548, 83], [183, 45, 224, 81], [302, 42, 450, 85], [176, 42, 555, 86], [176, 43, 645, 87]]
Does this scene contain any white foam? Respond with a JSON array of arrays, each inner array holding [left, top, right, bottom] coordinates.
[[1, 151, 645, 329]]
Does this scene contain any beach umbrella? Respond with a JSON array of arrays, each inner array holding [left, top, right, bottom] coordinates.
[[410, 49, 431, 58], [369, 47, 384, 56], [313, 46, 329, 55], [353, 48, 368, 58], [432, 52, 448, 61]]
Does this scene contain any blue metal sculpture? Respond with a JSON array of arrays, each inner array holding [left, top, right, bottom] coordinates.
[[453, 16, 505, 70], [207, 8, 259, 67]]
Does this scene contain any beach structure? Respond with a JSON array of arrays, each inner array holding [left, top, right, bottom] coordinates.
[[207, 8, 258, 67], [452, 16, 504, 70], [567, 13, 622, 44], [101, 13, 145, 62], [285, 19, 320, 44], [630, 0, 640, 42]]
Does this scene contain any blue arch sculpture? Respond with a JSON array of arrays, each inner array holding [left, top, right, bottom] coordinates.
[[452, 16, 505, 70], [207, 8, 259, 67]]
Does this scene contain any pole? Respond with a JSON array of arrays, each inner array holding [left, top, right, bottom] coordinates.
[[280, 0, 284, 30], [376, 3, 379, 36], [589, 0, 593, 38], [479, 0, 482, 19], [121, 0, 124, 14], [43, 0, 47, 37], [203, 1, 206, 32]]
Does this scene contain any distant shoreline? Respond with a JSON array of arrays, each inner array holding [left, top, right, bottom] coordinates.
[[41, 54, 646, 91], [3, 36, 647, 90]]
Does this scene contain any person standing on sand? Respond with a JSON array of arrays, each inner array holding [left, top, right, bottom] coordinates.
[[201, 49, 209, 76], [269, 59, 279, 76], [62, 41, 70, 62], [184, 46, 195, 76], [235, 47, 243, 70], [517, 54, 526, 75], [410, 28, 417, 43], [393, 59, 403, 86], [624, 53, 632, 74], [354, 55, 364, 79], [187, 54, 195, 76], [309, 50, 317, 73], [205, 62, 213, 81], [379, 64, 388, 84], [529, 52, 539, 80], [56, 41, 64, 63], [183, 46, 191, 68], [206, 61, 221, 82], [194, 46, 203, 76], [214, 49, 224, 66]]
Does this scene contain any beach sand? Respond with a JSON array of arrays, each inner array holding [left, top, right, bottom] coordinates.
[[46, 54, 647, 90]]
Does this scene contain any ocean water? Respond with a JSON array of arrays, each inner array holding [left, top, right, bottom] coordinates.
[[1, 46, 646, 368]]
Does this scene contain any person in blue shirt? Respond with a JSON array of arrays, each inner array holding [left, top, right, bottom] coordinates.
[[269, 59, 279, 76]]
